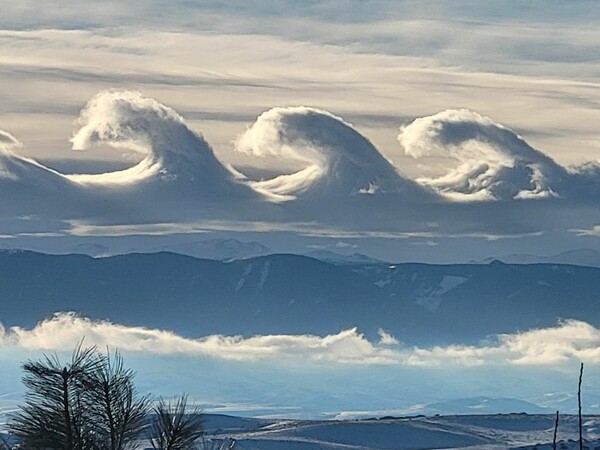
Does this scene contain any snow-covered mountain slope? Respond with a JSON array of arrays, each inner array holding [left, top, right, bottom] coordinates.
[[0, 251, 599, 344], [305, 250, 385, 265]]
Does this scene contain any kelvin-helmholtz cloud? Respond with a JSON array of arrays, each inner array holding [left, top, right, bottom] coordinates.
[[398, 109, 600, 201], [0, 90, 599, 238], [235, 106, 428, 201], [69, 91, 250, 196]]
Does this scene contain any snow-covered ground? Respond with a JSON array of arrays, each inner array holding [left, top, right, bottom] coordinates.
[[155, 414, 600, 450], [3, 405, 600, 449]]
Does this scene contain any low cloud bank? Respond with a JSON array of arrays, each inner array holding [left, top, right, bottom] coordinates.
[[2, 313, 599, 367]]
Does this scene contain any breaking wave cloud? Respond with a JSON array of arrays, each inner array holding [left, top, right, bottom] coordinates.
[[0, 89, 599, 237], [398, 109, 599, 201], [69, 91, 246, 194], [235, 106, 426, 201]]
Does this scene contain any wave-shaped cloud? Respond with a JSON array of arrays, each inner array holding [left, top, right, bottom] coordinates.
[[235, 106, 426, 201], [0, 130, 78, 213], [69, 91, 252, 199], [398, 109, 600, 202], [1, 90, 264, 211], [398, 109, 573, 201], [2, 91, 597, 208], [0, 130, 62, 184], [0, 90, 599, 242], [3, 313, 600, 367]]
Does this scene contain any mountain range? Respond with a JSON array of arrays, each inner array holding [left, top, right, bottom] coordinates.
[[0, 250, 598, 344], [472, 248, 600, 268]]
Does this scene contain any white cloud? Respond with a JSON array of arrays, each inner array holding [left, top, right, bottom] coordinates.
[[68, 90, 246, 191], [571, 225, 600, 237], [398, 109, 568, 201], [3, 314, 600, 368], [235, 106, 424, 200], [0, 130, 21, 150], [335, 241, 357, 249], [377, 328, 399, 345], [64, 219, 549, 243], [0, 313, 398, 365]]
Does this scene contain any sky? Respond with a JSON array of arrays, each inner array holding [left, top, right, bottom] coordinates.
[[0, 1, 599, 262], [1, 0, 600, 419]]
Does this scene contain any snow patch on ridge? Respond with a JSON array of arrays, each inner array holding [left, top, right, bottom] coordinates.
[[415, 275, 469, 311]]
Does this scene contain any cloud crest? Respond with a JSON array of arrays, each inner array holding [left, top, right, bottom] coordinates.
[[235, 106, 425, 200], [0, 130, 74, 198], [398, 109, 571, 201], [69, 90, 247, 196]]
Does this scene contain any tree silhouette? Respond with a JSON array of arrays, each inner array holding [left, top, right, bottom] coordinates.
[[10, 343, 103, 450], [87, 350, 150, 450], [8, 344, 210, 450], [9, 344, 151, 450], [148, 395, 204, 450]]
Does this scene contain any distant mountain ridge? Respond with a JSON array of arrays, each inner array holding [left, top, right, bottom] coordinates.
[[68, 238, 273, 260], [0, 250, 599, 344], [151, 238, 273, 261], [305, 250, 385, 265], [472, 248, 600, 268]]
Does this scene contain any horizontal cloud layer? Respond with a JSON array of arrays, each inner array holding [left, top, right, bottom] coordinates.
[[2, 313, 600, 367]]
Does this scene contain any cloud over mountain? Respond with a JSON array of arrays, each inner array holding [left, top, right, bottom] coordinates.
[[0, 130, 80, 216], [0, 130, 63, 187], [0, 90, 598, 250]]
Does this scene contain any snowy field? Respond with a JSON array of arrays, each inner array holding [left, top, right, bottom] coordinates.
[[5, 412, 594, 450], [171, 413, 600, 450], [4, 408, 600, 449]]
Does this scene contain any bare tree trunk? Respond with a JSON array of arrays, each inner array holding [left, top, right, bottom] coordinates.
[[553, 410, 559, 450], [579, 362, 584, 450]]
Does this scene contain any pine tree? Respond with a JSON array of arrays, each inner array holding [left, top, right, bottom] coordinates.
[[10, 343, 103, 450], [148, 395, 204, 450]]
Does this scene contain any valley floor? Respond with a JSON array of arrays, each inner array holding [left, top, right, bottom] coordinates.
[[194, 413, 600, 450]]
